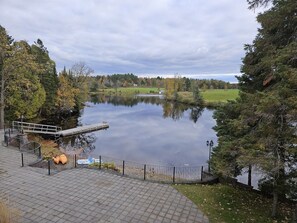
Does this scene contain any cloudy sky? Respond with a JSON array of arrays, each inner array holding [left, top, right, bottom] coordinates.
[[0, 0, 262, 82]]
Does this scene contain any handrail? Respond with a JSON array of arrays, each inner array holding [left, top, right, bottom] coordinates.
[[12, 121, 62, 134]]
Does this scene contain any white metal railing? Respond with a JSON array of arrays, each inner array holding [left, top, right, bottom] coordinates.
[[12, 121, 62, 135]]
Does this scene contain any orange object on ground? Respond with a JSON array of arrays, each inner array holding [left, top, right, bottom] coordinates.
[[53, 156, 60, 164], [59, 154, 67, 164]]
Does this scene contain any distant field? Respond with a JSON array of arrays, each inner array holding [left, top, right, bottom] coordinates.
[[177, 89, 239, 106], [97, 87, 162, 95], [94, 88, 239, 107], [201, 89, 239, 102]]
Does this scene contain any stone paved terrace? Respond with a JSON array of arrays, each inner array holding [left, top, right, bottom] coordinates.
[[0, 133, 208, 223]]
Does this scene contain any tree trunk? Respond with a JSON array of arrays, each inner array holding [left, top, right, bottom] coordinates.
[[0, 74, 4, 129], [293, 203, 297, 223], [272, 189, 278, 218], [248, 165, 252, 187]]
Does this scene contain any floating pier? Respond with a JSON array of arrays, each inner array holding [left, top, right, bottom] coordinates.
[[11, 121, 109, 136], [57, 123, 109, 137]]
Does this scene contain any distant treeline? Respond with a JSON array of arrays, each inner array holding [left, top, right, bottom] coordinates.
[[0, 24, 236, 126], [87, 74, 238, 92]]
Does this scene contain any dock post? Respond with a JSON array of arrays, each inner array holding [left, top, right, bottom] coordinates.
[[144, 164, 146, 180], [48, 160, 51, 175], [74, 154, 77, 168], [173, 167, 176, 183], [122, 160, 125, 176], [21, 153, 24, 167]]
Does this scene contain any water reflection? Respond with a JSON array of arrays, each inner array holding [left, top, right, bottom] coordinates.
[[90, 94, 204, 123], [58, 133, 96, 154], [58, 94, 216, 166], [90, 94, 164, 107]]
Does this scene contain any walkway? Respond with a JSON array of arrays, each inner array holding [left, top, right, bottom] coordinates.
[[0, 136, 208, 223]]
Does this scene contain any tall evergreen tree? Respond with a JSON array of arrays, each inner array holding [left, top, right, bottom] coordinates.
[[212, 0, 297, 217], [31, 39, 59, 116], [0, 25, 13, 128], [2, 40, 45, 120]]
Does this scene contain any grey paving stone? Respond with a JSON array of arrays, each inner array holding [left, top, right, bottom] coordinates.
[[0, 130, 209, 223]]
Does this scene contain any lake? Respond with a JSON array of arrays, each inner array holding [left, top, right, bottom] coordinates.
[[61, 95, 217, 167]]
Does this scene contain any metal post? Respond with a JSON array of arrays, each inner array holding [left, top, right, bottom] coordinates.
[[21, 153, 24, 167], [5, 135, 8, 147], [99, 155, 101, 169], [122, 160, 125, 176], [48, 160, 51, 175], [74, 154, 77, 168], [38, 147, 41, 159], [144, 164, 146, 180], [201, 166, 204, 181], [173, 167, 176, 183], [206, 140, 213, 173]]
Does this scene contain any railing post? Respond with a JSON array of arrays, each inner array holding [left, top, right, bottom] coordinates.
[[99, 155, 101, 169], [5, 134, 8, 147], [21, 153, 24, 167], [74, 154, 77, 168], [38, 146, 41, 159], [201, 166, 204, 181], [144, 164, 146, 180], [173, 167, 176, 183], [48, 160, 51, 175], [122, 160, 125, 176]]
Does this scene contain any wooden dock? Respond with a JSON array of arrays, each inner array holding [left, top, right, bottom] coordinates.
[[57, 123, 109, 137], [11, 121, 109, 136]]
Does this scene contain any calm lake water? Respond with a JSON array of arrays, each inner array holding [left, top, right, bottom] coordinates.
[[61, 95, 217, 167]]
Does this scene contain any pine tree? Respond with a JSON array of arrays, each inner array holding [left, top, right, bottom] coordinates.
[[212, 0, 297, 217], [2, 40, 45, 120], [31, 39, 59, 116]]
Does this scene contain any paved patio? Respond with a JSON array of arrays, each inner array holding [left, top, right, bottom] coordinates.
[[0, 136, 208, 223]]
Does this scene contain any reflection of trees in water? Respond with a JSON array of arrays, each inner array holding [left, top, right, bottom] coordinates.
[[89, 94, 163, 107], [190, 107, 204, 123], [58, 133, 96, 154], [90, 94, 203, 123], [162, 102, 187, 121], [163, 101, 204, 123]]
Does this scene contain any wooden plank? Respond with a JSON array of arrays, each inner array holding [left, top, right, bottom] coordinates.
[[12, 121, 108, 136], [57, 123, 109, 137]]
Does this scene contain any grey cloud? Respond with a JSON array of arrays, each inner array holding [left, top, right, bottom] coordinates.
[[0, 0, 260, 80]]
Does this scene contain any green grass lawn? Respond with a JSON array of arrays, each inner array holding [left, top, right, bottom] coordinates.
[[97, 87, 162, 95], [93, 88, 239, 107], [174, 184, 293, 223], [177, 89, 239, 106], [201, 89, 239, 102]]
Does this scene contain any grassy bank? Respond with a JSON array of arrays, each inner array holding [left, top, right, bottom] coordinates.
[[174, 89, 239, 107], [95, 87, 162, 96], [174, 184, 293, 223], [92, 88, 239, 106], [202, 89, 239, 103]]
